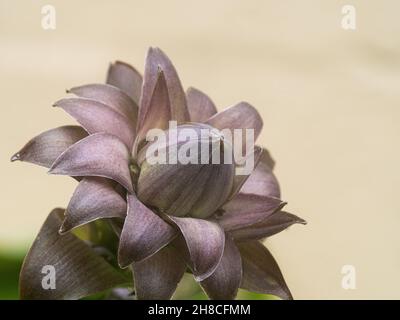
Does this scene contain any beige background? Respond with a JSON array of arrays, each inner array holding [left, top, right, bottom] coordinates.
[[1, 0, 399, 299]]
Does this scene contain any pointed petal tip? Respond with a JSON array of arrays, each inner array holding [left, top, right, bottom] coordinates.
[[10, 153, 20, 162]]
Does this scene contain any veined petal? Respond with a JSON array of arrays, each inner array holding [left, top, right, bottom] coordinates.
[[186, 87, 217, 122], [137, 47, 189, 134], [60, 177, 127, 234], [134, 69, 171, 150], [239, 148, 280, 198], [106, 60, 142, 105], [11, 126, 87, 168], [168, 217, 225, 281], [231, 211, 306, 241], [49, 133, 133, 193], [118, 193, 177, 268], [200, 234, 242, 300], [206, 102, 263, 146], [54, 98, 135, 148], [20, 208, 127, 300], [68, 84, 138, 124], [238, 241, 292, 300], [133, 245, 186, 300], [219, 194, 285, 231]]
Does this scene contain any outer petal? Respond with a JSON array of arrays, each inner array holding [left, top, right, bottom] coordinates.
[[54, 98, 135, 148], [239, 148, 280, 198], [206, 102, 263, 146], [118, 193, 177, 268], [11, 126, 87, 168], [200, 234, 242, 300], [168, 217, 225, 281], [238, 241, 292, 300], [60, 177, 127, 234], [133, 245, 186, 300], [219, 194, 286, 231], [49, 133, 133, 193], [186, 87, 217, 122], [67, 84, 138, 124], [231, 211, 307, 241], [20, 208, 127, 300], [106, 60, 143, 105], [137, 47, 189, 134]]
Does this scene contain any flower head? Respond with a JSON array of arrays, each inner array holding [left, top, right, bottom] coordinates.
[[12, 47, 306, 300]]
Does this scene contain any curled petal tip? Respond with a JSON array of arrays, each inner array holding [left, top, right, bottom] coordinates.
[[10, 153, 20, 162]]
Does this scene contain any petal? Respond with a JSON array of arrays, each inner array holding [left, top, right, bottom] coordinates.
[[218, 194, 286, 231], [231, 211, 307, 241], [20, 208, 127, 300], [200, 234, 242, 300], [49, 133, 133, 193], [134, 69, 171, 148], [186, 87, 217, 122], [67, 84, 138, 124], [206, 101, 263, 145], [168, 217, 225, 281], [60, 177, 127, 234], [239, 148, 280, 198], [133, 245, 186, 300], [118, 193, 177, 268], [137, 47, 189, 134], [238, 241, 292, 300], [11, 126, 87, 168], [106, 60, 143, 105], [54, 98, 135, 148]]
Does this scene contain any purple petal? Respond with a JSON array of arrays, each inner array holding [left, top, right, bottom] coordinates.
[[54, 98, 135, 148], [20, 208, 127, 300], [68, 84, 138, 124], [168, 216, 225, 281], [137, 47, 189, 134], [118, 193, 177, 268], [133, 245, 186, 300], [231, 211, 306, 241], [218, 194, 286, 231], [206, 101, 263, 145], [106, 60, 142, 105], [11, 126, 87, 168], [239, 148, 280, 198], [60, 177, 127, 234], [200, 234, 242, 300], [238, 241, 292, 300], [49, 133, 133, 193], [186, 87, 217, 122]]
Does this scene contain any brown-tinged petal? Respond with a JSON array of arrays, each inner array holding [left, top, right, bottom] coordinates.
[[106, 60, 142, 105], [133, 245, 186, 300], [67, 84, 138, 124], [231, 211, 306, 241], [200, 234, 242, 300], [11, 126, 87, 168], [238, 241, 292, 300], [20, 208, 127, 300], [168, 217, 225, 281], [218, 194, 286, 231], [49, 133, 133, 193], [60, 177, 127, 234], [54, 98, 135, 148], [137, 47, 189, 134], [134, 69, 171, 151], [118, 193, 177, 268], [186, 87, 217, 122], [206, 102, 263, 145], [239, 148, 280, 198]]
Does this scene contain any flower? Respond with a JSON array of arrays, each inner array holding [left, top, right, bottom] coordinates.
[[12, 47, 306, 300]]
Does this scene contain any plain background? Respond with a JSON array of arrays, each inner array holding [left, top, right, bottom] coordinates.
[[1, 0, 399, 299]]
